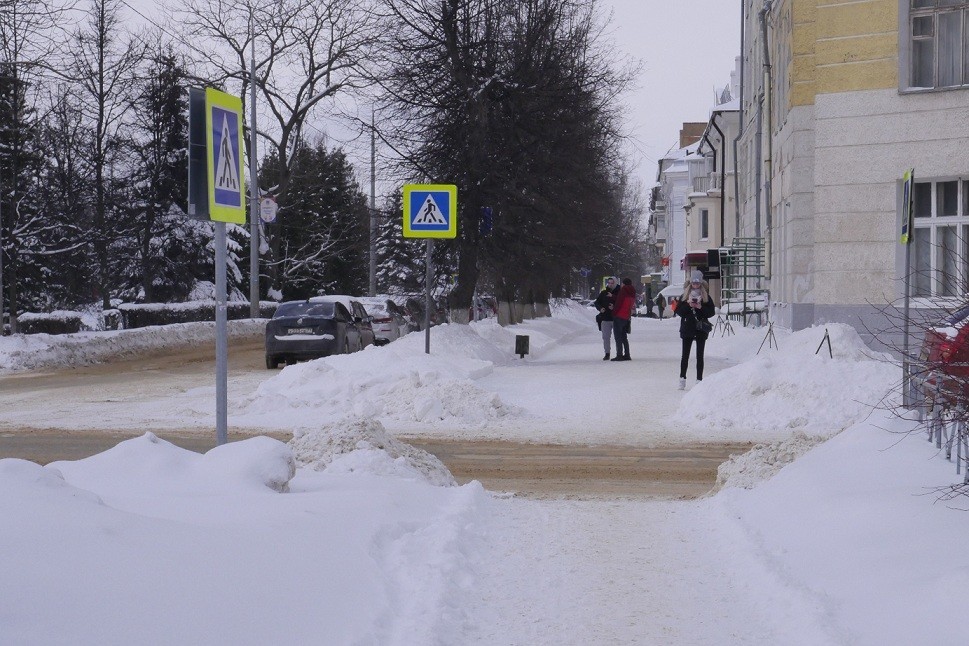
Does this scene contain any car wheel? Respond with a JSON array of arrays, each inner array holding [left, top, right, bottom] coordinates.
[[266, 355, 279, 370]]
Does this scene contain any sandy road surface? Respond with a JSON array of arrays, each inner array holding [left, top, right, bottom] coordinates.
[[0, 338, 749, 497]]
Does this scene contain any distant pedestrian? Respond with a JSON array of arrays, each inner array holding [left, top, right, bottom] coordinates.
[[675, 270, 715, 388], [594, 277, 619, 360], [655, 293, 666, 319], [611, 278, 637, 361]]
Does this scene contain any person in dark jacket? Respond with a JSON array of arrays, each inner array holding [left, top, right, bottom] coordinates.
[[611, 278, 637, 361], [675, 270, 716, 388], [594, 277, 618, 360], [655, 293, 666, 319]]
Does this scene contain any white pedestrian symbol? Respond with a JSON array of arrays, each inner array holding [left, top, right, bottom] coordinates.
[[215, 113, 239, 191], [414, 194, 447, 225]]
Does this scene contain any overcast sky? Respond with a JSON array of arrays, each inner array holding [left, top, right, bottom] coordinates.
[[600, 0, 741, 187]]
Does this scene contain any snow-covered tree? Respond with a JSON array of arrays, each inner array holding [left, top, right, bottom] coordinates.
[[259, 141, 369, 300]]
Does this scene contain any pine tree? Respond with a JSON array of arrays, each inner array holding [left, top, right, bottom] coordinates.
[[259, 141, 369, 300]]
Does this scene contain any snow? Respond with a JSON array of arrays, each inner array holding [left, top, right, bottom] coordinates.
[[0, 319, 266, 373], [1, 302, 967, 644]]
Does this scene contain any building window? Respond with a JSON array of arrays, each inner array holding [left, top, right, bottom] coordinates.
[[700, 208, 709, 240], [909, 1, 969, 89], [911, 179, 969, 297]]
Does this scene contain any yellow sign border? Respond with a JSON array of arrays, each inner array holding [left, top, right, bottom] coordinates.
[[403, 184, 458, 239], [205, 88, 246, 224]]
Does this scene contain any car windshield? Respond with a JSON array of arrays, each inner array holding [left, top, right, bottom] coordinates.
[[274, 302, 335, 318], [360, 302, 388, 316]]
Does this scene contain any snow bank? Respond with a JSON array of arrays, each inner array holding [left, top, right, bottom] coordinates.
[[290, 418, 456, 487], [677, 323, 897, 442], [0, 319, 265, 372], [713, 432, 824, 491], [711, 412, 969, 646], [50, 432, 296, 494], [0, 432, 491, 645], [245, 311, 586, 430]]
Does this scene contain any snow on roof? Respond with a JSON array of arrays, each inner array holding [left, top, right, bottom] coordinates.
[[712, 98, 739, 113]]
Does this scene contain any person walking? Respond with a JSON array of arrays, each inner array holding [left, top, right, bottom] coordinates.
[[611, 277, 637, 361], [594, 277, 618, 360], [655, 293, 666, 319], [675, 270, 716, 388]]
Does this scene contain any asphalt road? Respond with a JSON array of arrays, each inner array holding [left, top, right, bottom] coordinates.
[[0, 339, 750, 498]]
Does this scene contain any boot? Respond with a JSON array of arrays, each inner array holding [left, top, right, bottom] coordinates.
[[603, 352, 610, 361]]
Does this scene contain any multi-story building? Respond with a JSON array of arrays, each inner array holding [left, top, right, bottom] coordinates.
[[650, 73, 740, 304], [737, 0, 969, 348], [655, 139, 700, 289]]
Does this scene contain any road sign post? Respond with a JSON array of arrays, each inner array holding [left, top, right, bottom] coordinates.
[[403, 184, 458, 354], [189, 87, 246, 445]]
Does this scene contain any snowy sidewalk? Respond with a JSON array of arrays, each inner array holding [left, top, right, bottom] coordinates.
[[461, 496, 831, 645]]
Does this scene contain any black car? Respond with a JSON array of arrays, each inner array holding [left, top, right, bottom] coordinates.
[[265, 297, 377, 369]]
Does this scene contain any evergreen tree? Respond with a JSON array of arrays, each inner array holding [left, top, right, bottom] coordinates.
[[259, 141, 369, 300], [375, 190, 431, 295], [119, 46, 198, 302]]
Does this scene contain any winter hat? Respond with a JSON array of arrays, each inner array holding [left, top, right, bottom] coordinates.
[[690, 270, 704, 283]]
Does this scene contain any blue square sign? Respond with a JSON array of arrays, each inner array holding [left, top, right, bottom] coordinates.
[[403, 184, 457, 239]]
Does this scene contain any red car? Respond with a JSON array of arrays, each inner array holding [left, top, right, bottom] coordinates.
[[918, 304, 969, 406]]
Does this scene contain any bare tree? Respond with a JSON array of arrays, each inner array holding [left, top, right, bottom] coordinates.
[[377, 0, 635, 317], [174, 0, 379, 298], [66, 0, 146, 310]]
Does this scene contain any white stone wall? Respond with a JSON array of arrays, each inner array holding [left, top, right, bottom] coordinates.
[[770, 103, 816, 320], [812, 87, 969, 307]]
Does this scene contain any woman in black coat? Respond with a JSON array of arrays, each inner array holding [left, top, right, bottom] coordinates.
[[674, 270, 716, 390]]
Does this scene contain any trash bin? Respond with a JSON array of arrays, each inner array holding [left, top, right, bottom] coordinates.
[[515, 334, 529, 359]]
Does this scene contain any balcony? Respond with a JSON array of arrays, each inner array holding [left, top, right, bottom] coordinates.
[[691, 176, 710, 194]]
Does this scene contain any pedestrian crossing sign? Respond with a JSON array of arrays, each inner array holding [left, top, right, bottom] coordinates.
[[403, 184, 457, 239], [205, 88, 246, 224]]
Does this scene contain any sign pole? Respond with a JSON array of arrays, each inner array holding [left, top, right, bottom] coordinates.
[[900, 168, 915, 407], [215, 221, 228, 445], [425, 238, 433, 354], [248, 16, 260, 319], [190, 87, 246, 446]]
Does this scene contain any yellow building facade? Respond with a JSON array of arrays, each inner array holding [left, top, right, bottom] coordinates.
[[752, 0, 969, 346]]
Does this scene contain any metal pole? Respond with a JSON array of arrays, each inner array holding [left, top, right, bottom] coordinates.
[[902, 225, 913, 408], [0, 186, 4, 334], [424, 239, 433, 354], [248, 14, 260, 318], [216, 222, 228, 445], [369, 109, 377, 296]]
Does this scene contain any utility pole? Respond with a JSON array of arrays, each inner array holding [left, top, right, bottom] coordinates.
[[368, 108, 377, 296], [248, 13, 260, 318]]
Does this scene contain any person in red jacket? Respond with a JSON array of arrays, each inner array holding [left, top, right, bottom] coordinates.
[[610, 278, 637, 361]]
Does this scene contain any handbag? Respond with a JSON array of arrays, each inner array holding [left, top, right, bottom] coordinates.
[[696, 318, 713, 334]]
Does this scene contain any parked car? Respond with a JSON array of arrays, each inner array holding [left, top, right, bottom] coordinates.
[[918, 304, 969, 405], [469, 296, 498, 321], [265, 296, 376, 369], [355, 296, 409, 343], [402, 295, 450, 330]]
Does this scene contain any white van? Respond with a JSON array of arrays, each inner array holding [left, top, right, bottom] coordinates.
[[655, 284, 682, 318]]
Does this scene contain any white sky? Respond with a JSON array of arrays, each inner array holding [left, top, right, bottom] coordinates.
[[600, 0, 741, 187]]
